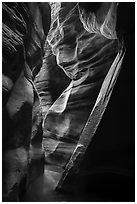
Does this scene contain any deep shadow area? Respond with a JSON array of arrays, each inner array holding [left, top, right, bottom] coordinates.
[[59, 173, 134, 202], [79, 2, 103, 13]]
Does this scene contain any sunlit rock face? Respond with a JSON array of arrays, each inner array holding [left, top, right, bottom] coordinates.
[[2, 2, 51, 201]]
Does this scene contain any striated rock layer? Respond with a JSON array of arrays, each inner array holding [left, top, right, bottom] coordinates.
[[35, 2, 125, 193], [2, 2, 130, 202], [2, 2, 51, 201]]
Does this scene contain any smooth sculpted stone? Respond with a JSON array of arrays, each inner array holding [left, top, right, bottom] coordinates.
[[26, 3, 51, 80], [34, 41, 71, 119], [2, 4, 32, 201], [2, 2, 51, 201], [2, 2, 128, 202], [41, 2, 125, 191]]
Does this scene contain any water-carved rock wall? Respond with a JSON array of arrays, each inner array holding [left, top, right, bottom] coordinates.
[[2, 2, 51, 201], [2, 2, 134, 202], [40, 2, 123, 191]]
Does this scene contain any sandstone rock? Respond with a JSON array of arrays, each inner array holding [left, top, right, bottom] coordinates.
[[2, 2, 51, 201], [3, 2, 134, 202], [41, 2, 124, 191]]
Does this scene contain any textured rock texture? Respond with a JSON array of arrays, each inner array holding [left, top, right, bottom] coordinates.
[[2, 2, 51, 201], [41, 2, 123, 191], [2, 2, 134, 202]]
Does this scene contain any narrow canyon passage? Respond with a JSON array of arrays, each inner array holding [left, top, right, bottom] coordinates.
[[2, 2, 134, 202]]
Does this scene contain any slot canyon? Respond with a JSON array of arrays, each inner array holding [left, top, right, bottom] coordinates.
[[2, 2, 135, 202]]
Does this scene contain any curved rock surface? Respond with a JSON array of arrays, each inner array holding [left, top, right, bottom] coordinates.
[[2, 2, 134, 202], [41, 2, 123, 191], [2, 2, 51, 201]]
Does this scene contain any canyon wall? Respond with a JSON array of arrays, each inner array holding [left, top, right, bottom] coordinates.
[[2, 2, 134, 201], [2, 3, 51, 201]]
